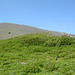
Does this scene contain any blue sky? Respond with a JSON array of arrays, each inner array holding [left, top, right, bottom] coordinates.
[[0, 0, 75, 34]]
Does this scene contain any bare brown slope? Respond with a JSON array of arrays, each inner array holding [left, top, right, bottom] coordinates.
[[0, 23, 68, 40]]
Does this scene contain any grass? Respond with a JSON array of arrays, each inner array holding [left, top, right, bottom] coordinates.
[[0, 33, 75, 75]]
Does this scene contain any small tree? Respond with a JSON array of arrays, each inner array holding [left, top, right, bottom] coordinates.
[[8, 32, 11, 34]]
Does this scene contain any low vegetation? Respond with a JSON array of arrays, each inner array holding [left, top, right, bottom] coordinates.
[[8, 32, 11, 34], [0, 33, 75, 75]]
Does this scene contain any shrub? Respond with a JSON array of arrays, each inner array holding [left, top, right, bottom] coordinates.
[[28, 46, 49, 53], [44, 61, 55, 71], [23, 62, 41, 74], [44, 36, 74, 47], [8, 32, 11, 34], [22, 37, 46, 46]]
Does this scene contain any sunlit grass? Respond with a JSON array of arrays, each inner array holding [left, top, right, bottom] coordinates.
[[0, 33, 75, 75]]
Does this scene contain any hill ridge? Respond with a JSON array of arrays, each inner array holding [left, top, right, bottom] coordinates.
[[0, 23, 74, 40]]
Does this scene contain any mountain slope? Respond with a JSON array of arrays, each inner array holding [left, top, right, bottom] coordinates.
[[0, 33, 75, 75], [0, 23, 73, 40]]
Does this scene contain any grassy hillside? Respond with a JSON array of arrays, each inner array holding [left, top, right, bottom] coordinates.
[[0, 33, 75, 75]]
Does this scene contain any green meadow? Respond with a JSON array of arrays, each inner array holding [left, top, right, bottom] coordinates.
[[0, 33, 75, 75]]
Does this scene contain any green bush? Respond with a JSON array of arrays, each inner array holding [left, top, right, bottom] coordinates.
[[23, 62, 41, 74], [22, 36, 46, 46], [28, 46, 49, 53], [8, 32, 11, 34], [44, 61, 55, 71], [44, 36, 74, 47]]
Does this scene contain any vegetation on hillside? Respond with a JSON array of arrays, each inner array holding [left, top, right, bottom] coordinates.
[[0, 33, 75, 75]]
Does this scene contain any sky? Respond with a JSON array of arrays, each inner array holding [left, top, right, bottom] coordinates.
[[0, 0, 75, 34]]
